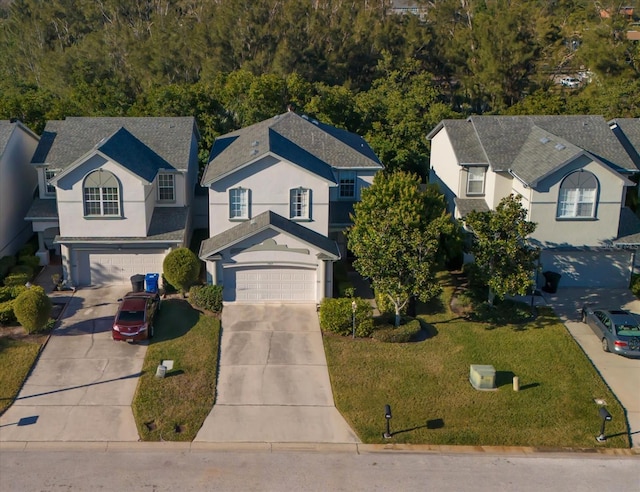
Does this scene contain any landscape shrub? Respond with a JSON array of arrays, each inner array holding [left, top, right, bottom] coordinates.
[[0, 300, 17, 325], [9, 264, 34, 277], [3, 272, 31, 287], [319, 297, 373, 337], [0, 285, 27, 303], [18, 242, 37, 257], [13, 285, 52, 333], [372, 318, 422, 343], [0, 256, 17, 282], [631, 274, 640, 298], [162, 247, 201, 293], [189, 284, 223, 313], [18, 255, 41, 271]]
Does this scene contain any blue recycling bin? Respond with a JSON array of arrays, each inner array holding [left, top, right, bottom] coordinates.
[[145, 273, 160, 293]]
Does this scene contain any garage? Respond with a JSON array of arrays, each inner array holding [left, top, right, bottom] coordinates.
[[540, 249, 632, 289], [223, 266, 316, 302], [77, 249, 166, 286]]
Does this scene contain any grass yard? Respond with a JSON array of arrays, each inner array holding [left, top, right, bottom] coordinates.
[[324, 274, 629, 448], [0, 336, 44, 415], [132, 298, 220, 441]]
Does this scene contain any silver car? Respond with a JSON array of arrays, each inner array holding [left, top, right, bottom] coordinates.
[[581, 306, 640, 357]]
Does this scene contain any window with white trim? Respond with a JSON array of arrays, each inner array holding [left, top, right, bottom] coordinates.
[[229, 187, 249, 219], [157, 173, 175, 202], [466, 167, 486, 195], [557, 170, 598, 218], [339, 171, 356, 198], [83, 170, 121, 217], [45, 168, 57, 195], [290, 188, 310, 220]]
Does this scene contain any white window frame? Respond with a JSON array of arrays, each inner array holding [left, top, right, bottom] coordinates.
[[466, 167, 486, 195], [557, 171, 598, 219], [83, 170, 121, 217], [290, 188, 310, 220], [229, 187, 249, 219], [157, 173, 175, 202], [45, 168, 57, 195], [339, 171, 356, 199]]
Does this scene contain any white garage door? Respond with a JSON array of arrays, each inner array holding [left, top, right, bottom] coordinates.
[[81, 250, 166, 285], [223, 266, 316, 302], [541, 250, 632, 289]]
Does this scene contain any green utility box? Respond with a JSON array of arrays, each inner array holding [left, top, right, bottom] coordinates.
[[469, 364, 497, 391]]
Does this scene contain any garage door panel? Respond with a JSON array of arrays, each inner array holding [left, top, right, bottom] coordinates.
[[82, 250, 165, 286], [224, 266, 316, 302], [541, 250, 631, 288]]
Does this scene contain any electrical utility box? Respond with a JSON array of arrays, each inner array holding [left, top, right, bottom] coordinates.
[[469, 364, 497, 391]]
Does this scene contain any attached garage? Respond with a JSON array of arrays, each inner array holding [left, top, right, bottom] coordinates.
[[223, 266, 316, 302], [76, 249, 166, 286], [540, 249, 632, 289]]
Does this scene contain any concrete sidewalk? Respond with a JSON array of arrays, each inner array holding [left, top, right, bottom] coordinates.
[[195, 304, 360, 443]]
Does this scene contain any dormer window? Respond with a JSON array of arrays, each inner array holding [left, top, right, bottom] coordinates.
[[45, 168, 57, 195], [83, 170, 121, 217], [466, 167, 485, 195], [290, 188, 311, 220], [229, 187, 249, 219], [158, 173, 175, 202], [339, 171, 356, 199], [557, 170, 598, 219]]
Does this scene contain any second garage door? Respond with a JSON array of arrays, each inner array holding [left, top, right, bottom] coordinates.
[[223, 266, 316, 302], [540, 250, 632, 289], [79, 250, 166, 285]]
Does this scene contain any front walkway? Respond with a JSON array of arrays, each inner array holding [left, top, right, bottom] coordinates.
[[195, 304, 360, 443]]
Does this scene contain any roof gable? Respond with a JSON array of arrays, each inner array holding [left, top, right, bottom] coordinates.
[[609, 118, 640, 170], [0, 120, 38, 156]]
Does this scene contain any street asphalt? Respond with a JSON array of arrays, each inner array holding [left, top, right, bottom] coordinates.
[[195, 303, 360, 443]]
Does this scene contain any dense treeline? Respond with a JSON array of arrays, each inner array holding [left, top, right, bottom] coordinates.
[[1, 0, 639, 176]]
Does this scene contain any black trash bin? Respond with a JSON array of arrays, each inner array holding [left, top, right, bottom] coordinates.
[[130, 274, 145, 293], [542, 271, 561, 294]]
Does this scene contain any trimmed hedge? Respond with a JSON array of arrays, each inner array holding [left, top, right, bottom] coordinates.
[[631, 274, 640, 298], [162, 247, 201, 293], [189, 284, 223, 313], [372, 318, 422, 343], [0, 285, 27, 303], [319, 297, 373, 337], [18, 255, 41, 271], [3, 272, 31, 287], [0, 300, 17, 325], [13, 285, 52, 333], [0, 256, 17, 282]]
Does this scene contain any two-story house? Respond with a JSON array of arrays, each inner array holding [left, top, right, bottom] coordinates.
[[199, 111, 383, 303], [25, 117, 200, 287], [0, 120, 39, 258], [428, 115, 640, 289]]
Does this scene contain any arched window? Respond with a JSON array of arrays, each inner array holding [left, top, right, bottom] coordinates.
[[83, 170, 121, 217], [557, 170, 598, 219]]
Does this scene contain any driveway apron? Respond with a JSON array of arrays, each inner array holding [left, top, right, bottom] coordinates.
[[543, 288, 640, 448], [0, 286, 146, 442], [195, 304, 360, 443]]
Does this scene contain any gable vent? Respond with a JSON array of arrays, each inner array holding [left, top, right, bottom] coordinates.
[[555, 143, 566, 150], [251, 140, 259, 147], [250, 149, 259, 156], [539, 137, 550, 144]]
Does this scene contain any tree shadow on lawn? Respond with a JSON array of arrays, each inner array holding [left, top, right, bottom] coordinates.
[[152, 299, 201, 343]]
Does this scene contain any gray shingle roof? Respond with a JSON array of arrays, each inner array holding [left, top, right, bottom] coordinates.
[[199, 210, 340, 259], [609, 118, 640, 170], [431, 115, 637, 185], [56, 207, 189, 244], [0, 120, 15, 154], [25, 198, 58, 220], [32, 117, 197, 171], [454, 198, 490, 217], [202, 112, 382, 185]]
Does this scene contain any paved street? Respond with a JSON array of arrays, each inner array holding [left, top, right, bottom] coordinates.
[[0, 445, 638, 491], [0, 285, 144, 442], [196, 304, 359, 443]]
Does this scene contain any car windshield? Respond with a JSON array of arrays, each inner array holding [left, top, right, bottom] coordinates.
[[118, 310, 145, 322], [616, 323, 640, 336]]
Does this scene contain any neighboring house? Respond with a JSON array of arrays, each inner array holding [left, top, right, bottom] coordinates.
[[0, 120, 39, 258], [25, 117, 200, 287], [428, 115, 640, 289], [389, 1, 428, 20], [199, 111, 383, 303]]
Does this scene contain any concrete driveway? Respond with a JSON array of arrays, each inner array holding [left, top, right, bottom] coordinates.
[[0, 285, 146, 442], [195, 304, 360, 443], [543, 288, 640, 448]]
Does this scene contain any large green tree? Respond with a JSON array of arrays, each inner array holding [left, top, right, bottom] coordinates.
[[347, 171, 453, 326], [465, 194, 538, 305]]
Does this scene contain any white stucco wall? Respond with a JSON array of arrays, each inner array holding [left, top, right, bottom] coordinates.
[[527, 156, 625, 247], [208, 155, 331, 236], [0, 125, 39, 256], [56, 156, 152, 237], [429, 128, 463, 211]]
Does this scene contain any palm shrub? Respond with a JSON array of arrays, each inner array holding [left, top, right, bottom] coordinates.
[[189, 284, 223, 313], [162, 247, 201, 294], [13, 285, 52, 333], [319, 297, 373, 337]]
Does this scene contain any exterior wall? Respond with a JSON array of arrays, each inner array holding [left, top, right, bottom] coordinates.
[[428, 128, 462, 212], [328, 169, 377, 202], [208, 155, 331, 236], [528, 156, 624, 248], [0, 126, 39, 257], [56, 155, 151, 237]]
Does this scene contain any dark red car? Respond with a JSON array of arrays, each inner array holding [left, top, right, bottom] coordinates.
[[112, 292, 160, 342]]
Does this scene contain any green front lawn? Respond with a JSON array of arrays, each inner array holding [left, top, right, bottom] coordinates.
[[132, 299, 220, 441], [324, 275, 629, 448], [0, 336, 44, 415]]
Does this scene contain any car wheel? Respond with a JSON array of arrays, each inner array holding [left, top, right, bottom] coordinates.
[[601, 338, 610, 353]]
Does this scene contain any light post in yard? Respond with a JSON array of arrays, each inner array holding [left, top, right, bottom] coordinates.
[[352, 300, 357, 339]]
